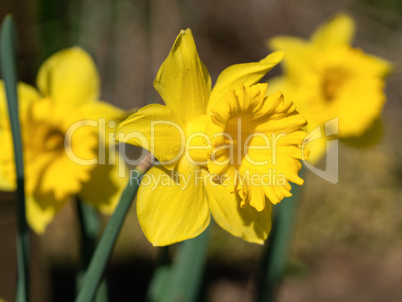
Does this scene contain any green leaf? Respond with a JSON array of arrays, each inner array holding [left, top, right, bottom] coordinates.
[[76, 200, 109, 302], [0, 14, 30, 302], [150, 227, 210, 302], [75, 171, 142, 302], [256, 182, 303, 302], [146, 247, 171, 302]]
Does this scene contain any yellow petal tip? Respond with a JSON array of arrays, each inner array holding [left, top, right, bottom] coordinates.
[[260, 50, 285, 66]]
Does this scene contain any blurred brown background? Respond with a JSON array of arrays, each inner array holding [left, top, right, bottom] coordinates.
[[1, 0, 402, 301]]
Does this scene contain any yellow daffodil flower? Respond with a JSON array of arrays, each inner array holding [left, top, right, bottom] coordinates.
[[267, 13, 391, 163], [115, 29, 308, 246], [0, 47, 129, 233]]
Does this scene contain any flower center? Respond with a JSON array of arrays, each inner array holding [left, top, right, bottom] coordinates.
[[321, 68, 348, 102], [21, 98, 98, 199], [206, 84, 270, 196], [44, 128, 66, 152]]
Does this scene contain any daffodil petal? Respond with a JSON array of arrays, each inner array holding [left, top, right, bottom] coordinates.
[[368, 54, 393, 77], [79, 148, 130, 214], [36, 47, 100, 106], [115, 104, 186, 169], [81, 100, 130, 150], [0, 82, 40, 190], [18, 82, 40, 111], [81, 100, 127, 122], [26, 193, 68, 234], [137, 158, 211, 246], [268, 37, 312, 80], [206, 182, 272, 244], [76, 105, 129, 213], [0, 121, 14, 191], [0, 168, 14, 191], [311, 13, 355, 49], [208, 51, 284, 110], [0, 81, 40, 127], [154, 29, 211, 122], [303, 130, 328, 165], [265, 75, 293, 98]]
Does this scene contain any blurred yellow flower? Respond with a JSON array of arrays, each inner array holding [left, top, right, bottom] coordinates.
[[115, 29, 308, 246], [0, 47, 129, 234], [268, 13, 391, 163]]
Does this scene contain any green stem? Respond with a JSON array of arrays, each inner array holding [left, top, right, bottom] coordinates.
[[145, 247, 171, 302], [256, 183, 302, 302], [76, 200, 109, 302], [75, 170, 143, 302], [0, 15, 29, 302], [162, 227, 210, 302]]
